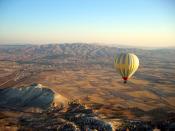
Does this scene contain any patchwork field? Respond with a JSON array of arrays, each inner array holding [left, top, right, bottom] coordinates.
[[0, 44, 175, 130]]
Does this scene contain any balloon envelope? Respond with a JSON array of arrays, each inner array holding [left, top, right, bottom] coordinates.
[[114, 53, 139, 83]]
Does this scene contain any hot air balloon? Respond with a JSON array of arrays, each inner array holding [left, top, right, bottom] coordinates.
[[114, 53, 139, 83]]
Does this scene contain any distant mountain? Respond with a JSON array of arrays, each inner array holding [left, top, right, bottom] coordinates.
[[0, 43, 174, 66]]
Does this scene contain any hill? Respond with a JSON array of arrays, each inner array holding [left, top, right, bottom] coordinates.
[[0, 43, 175, 130]]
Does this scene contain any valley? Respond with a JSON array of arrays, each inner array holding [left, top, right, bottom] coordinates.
[[0, 43, 175, 130]]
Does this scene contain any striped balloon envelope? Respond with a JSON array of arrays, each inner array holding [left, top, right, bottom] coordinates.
[[114, 53, 139, 83]]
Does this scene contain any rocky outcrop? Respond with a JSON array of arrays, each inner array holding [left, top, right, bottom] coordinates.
[[19, 100, 113, 131], [0, 84, 67, 109]]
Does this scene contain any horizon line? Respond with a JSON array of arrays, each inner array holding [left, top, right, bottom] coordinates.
[[0, 42, 175, 49]]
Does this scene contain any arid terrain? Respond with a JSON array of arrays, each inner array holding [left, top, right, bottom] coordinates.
[[0, 43, 175, 130]]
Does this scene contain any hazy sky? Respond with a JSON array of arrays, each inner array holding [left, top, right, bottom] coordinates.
[[0, 0, 175, 47]]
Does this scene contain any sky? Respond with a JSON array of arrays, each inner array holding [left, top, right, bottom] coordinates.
[[0, 0, 175, 47]]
